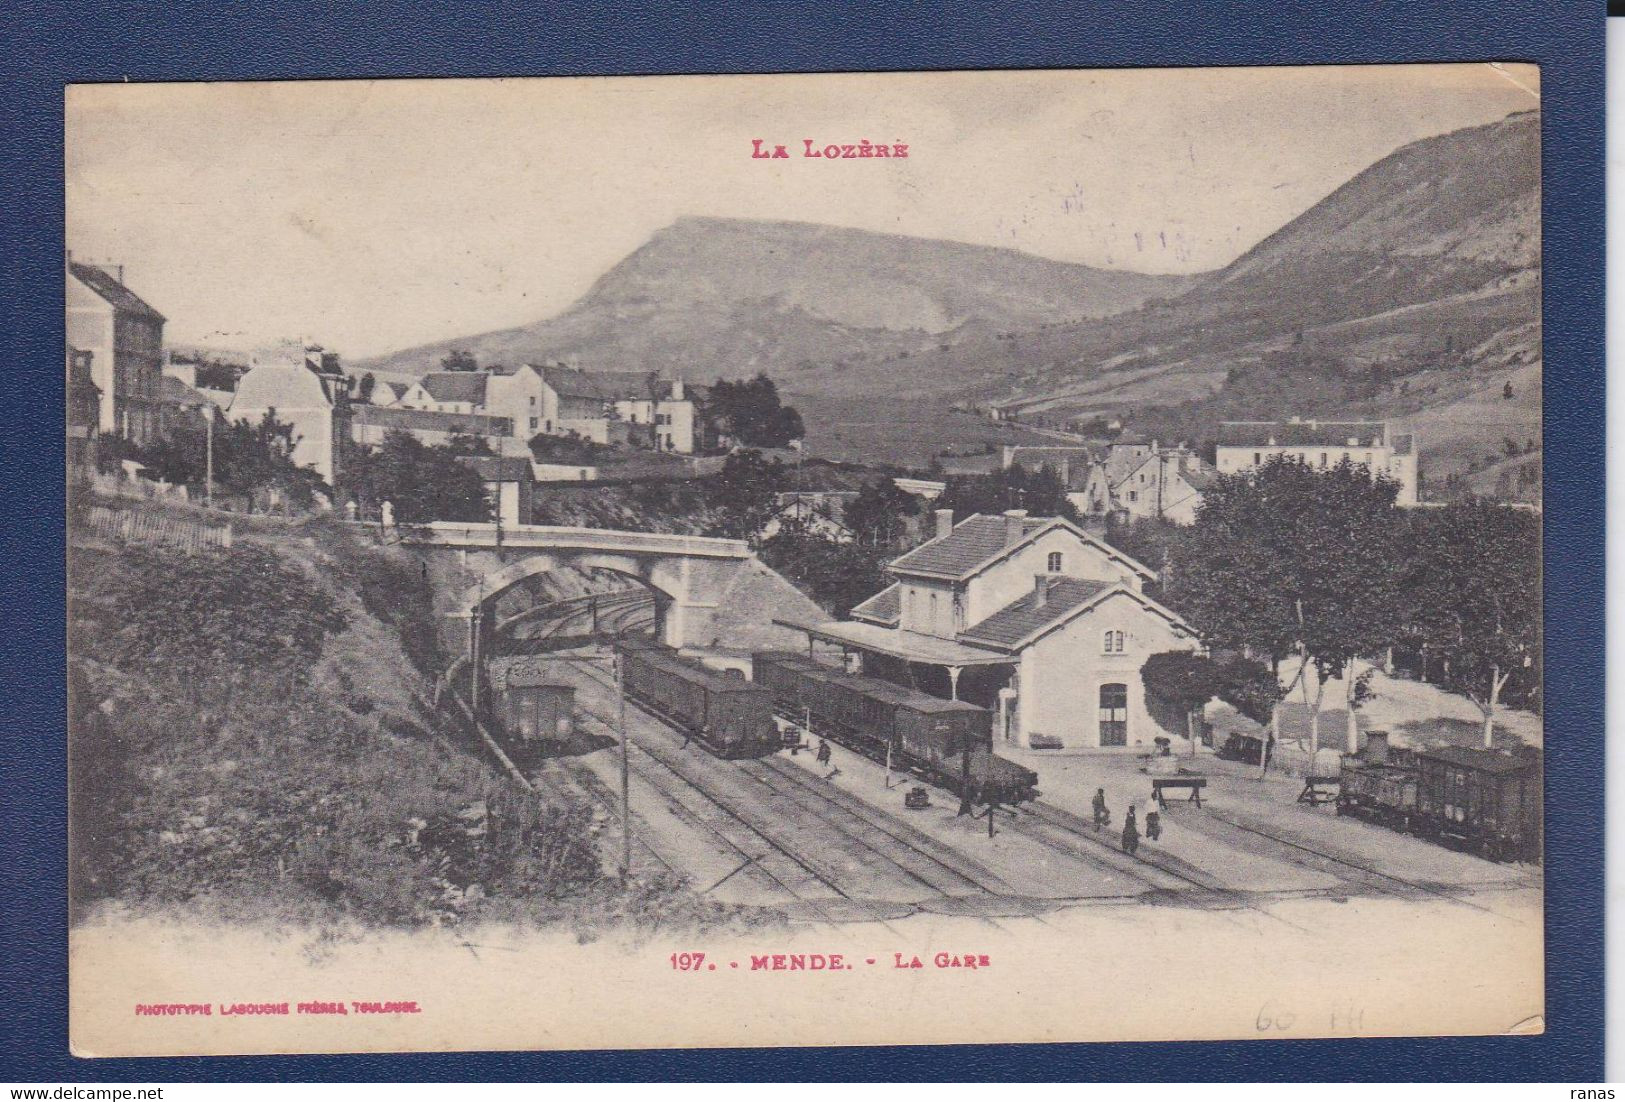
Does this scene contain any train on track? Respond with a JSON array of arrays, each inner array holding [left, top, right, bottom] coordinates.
[[616, 637, 781, 758], [751, 650, 1040, 805], [1336, 731, 1542, 864]]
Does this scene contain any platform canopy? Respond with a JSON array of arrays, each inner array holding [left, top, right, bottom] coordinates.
[[775, 619, 1017, 668]]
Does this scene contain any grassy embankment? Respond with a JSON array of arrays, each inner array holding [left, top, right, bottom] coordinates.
[[68, 508, 775, 936]]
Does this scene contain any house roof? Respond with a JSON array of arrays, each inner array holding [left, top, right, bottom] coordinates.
[[534, 365, 679, 403], [783, 619, 1017, 667], [1217, 420, 1390, 449], [887, 513, 1155, 584], [958, 577, 1116, 648], [68, 262, 166, 322], [154, 374, 216, 409], [418, 372, 489, 405], [459, 456, 533, 482], [888, 513, 1049, 578], [958, 578, 1196, 652], [231, 363, 332, 412], [849, 583, 901, 626], [381, 380, 410, 400]]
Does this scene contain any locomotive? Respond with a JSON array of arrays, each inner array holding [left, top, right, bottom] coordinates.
[[1337, 731, 1542, 863], [616, 637, 781, 758], [752, 650, 1040, 805]]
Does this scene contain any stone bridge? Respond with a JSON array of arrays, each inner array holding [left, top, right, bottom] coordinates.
[[398, 522, 824, 657]]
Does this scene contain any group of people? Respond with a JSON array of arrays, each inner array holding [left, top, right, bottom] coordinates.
[[1092, 787, 1160, 856]]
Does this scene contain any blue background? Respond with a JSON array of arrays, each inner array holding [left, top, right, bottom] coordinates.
[[0, 0, 1604, 1083]]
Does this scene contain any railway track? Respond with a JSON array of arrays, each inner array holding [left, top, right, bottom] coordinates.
[[569, 701, 910, 927], [567, 661, 1042, 927], [1189, 804, 1533, 916]]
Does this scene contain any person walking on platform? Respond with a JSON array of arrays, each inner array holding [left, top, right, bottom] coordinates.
[[1092, 788, 1110, 831], [1144, 799, 1161, 842], [1122, 804, 1140, 856], [816, 738, 832, 767]]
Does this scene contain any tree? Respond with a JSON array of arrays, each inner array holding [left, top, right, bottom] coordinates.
[[340, 430, 492, 524], [445, 434, 496, 457], [703, 373, 805, 448], [128, 410, 328, 507], [1140, 651, 1223, 757], [441, 349, 479, 373], [843, 478, 921, 548], [938, 464, 1082, 524], [1397, 501, 1540, 747], [757, 518, 890, 619], [702, 450, 787, 539], [357, 372, 377, 403], [1166, 456, 1405, 754]]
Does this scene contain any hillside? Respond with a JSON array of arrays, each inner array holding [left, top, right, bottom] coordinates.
[[913, 110, 1541, 492], [67, 504, 771, 934], [356, 217, 1193, 384]]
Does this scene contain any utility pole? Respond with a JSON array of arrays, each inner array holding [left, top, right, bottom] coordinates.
[[204, 410, 214, 510], [615, 645, 631, 882], [469, 602, 482, 720]]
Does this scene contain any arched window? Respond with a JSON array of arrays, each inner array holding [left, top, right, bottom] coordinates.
[[1099, 683, 1128, 746], [1047, 551, 1063, 573], [1102, 630, 1125, 654]]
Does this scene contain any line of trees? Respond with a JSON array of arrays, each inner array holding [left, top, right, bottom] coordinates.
[[1153, 455, 1539, 751]]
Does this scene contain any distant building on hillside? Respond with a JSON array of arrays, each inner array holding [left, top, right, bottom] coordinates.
[[1113, 447, 1216, 526], [1215, 418, 1418, 506], [65, 258, 166, 444], [382, 364, 698, 453], [1002, 439, 1216, 525], [397, 372, 489, 415]]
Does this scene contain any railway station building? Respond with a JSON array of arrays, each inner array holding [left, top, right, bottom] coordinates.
[[791, 509, 1201, 751]]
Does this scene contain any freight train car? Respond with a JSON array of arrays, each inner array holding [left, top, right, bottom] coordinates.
[[493, 675, 576, 746], [752, 650, 1039, 805], [1337, 731, 1540, 863], [617, 638, 780, 758]]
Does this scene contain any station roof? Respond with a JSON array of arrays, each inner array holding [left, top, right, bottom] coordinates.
[[776, 619, 1015, 667]]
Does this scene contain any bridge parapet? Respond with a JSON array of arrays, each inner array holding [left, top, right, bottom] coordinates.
[[400, 522, 750, 560]]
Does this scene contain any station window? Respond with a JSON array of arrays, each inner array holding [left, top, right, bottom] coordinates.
[[1102, 630, 1125, 654], [1253, 452, 1262, 465], [1047, 551, 1063, 572]]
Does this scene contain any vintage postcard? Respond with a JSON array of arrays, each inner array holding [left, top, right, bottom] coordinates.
[[65, 65, 1543, 1057]]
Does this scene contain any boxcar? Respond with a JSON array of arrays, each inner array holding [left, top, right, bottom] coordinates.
[[1336, 732, 1540, 864], [618, 639, 779, 758], [495, 680, 576, 745], [750, 651, 1038, 804], [1414, 746, 1542, 863]]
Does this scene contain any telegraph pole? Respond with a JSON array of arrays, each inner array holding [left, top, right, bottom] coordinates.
[[204, 408, 215, 509], [615, 643, 631, 882]]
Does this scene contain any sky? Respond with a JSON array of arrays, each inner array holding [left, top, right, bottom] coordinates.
[[66, 64, 1538, 359]]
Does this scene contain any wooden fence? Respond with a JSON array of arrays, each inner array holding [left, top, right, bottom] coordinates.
[[84, 505, 233, 554]]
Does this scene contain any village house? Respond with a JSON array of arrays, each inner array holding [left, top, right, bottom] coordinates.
[[531, 365, 697, 453], [1113, 447, 1216, 525], [1002, 439, 1216, 524], [798, 508, 1200, 750], [65, 259, 166, 444], [457, 456, 535, 527], [1215, 418, 1419, 505], [757, 491, 858, 543], [66, 347, 101, 478], [228, 362, 340, 483], [396, 372, 488, 415], [349, 405, 524, 456]]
